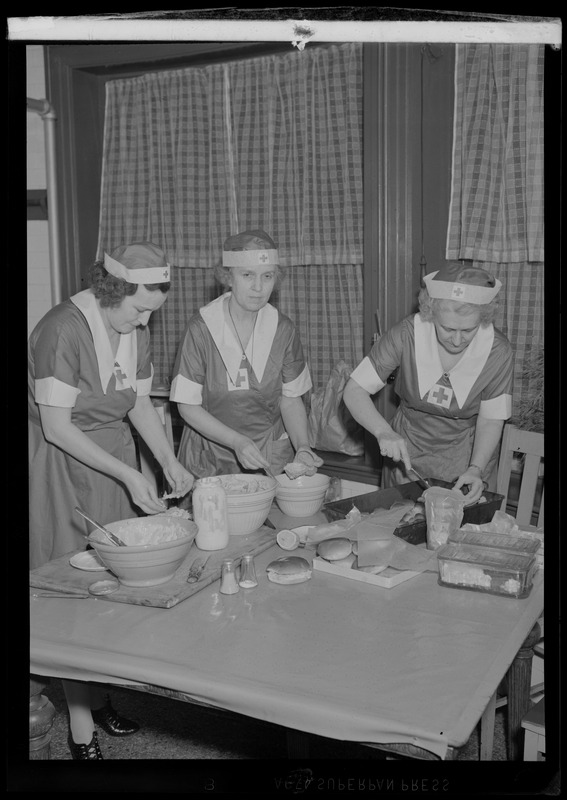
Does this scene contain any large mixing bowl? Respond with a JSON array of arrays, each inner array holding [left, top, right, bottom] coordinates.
[[275, 473, 331, 517], [217, 474, 277, 536], [88, 516, 197, 587]]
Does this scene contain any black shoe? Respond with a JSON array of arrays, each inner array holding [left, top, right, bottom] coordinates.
[[92, 695, 140, 737], [68, 730, 104, 760]]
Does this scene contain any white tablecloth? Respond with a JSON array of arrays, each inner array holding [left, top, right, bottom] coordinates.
[[30, 543, 543, 759]]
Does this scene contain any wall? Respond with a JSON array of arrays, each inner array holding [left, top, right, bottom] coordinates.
[[27, 45, 52, 335]]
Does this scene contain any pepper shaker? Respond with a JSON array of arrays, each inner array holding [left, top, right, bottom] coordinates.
[[238, 554, 258, 588]]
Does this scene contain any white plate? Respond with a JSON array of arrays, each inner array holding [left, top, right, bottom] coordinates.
[[69, 551, 108, 571]]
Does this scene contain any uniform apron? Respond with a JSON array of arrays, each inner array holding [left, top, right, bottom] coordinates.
[[171, 294, 312, 478], [350, 314, 514, 490], [28, 292, 153, 568]]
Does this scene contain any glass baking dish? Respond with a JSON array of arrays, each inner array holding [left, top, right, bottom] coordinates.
[[436, 543, 538, 598], [447, 529, 541, 556]]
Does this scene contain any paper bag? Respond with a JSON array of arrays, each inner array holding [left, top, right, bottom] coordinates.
[[308, 361, 365, 456]]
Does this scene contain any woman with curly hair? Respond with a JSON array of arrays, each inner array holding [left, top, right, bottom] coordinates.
[[344, 262, 514, 503], [28, 242, 194, 758]]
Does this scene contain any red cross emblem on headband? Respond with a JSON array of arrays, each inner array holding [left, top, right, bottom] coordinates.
[[163, 268, 169, 279], [258, 253, 269, 263], [451, 286, 465, 298]]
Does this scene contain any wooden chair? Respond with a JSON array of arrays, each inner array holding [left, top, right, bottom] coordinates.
[[496, 422, 545, 704], [478, 424, 544, 759], [496, 424, 544, 527], [521, 696, 546, 760]]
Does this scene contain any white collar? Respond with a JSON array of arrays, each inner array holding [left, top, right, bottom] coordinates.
[[199, 293, 278, 384], [414, 314, 494, 408], [70, 290, 138, 394]]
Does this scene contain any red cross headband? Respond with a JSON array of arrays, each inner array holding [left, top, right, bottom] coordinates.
[[423, 268, 501, 304], [222, 249, 279, 267], [104, 242, 171, 284]]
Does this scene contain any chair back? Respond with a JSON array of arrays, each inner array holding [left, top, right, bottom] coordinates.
[[496, 424, 544, 527]]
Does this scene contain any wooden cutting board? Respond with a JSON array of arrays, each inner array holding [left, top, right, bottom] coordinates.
[[29, 525, 277, 609]]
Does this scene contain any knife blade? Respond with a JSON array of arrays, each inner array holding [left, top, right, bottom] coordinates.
[[406, 467, 432, 491]]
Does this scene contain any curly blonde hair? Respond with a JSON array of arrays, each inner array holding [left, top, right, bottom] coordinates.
[[418, 287, 498, 326]]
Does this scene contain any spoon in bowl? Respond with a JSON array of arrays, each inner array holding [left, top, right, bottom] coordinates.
[[74, 507, 126, 546]]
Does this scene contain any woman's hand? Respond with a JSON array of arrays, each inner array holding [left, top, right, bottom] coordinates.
[[124, 470, 168, 515], [162, 460, 195, 498], [234, 435, 271, 471], [376, 431, 412, 472], [453, 468, 485, 506], [294, 447, 324, 477]]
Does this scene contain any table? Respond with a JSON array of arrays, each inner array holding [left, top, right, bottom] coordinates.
[[29, 525, 543, 761]]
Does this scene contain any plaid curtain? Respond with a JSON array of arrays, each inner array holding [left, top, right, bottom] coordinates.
[[472, 260, 544, 422], [447, 44, 545, 421], [97, 43, 364, 388], [447, 44, 544, 262]]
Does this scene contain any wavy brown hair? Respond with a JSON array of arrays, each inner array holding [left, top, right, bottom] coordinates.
[[89, 262, 170, 308]]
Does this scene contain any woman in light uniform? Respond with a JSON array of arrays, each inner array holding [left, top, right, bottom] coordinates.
[[171, 230, 323, 478], [28, 242, 194, 758], [344, 263, 514, 504]]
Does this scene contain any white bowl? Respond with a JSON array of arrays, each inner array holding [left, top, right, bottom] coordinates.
[[275, 494, 328, 517], [275, 473, 330, 517], [217, 474, 277, 536], [88, 516, 197, 587], [275, 473, 331, 492], [276, 487, 327, 499]]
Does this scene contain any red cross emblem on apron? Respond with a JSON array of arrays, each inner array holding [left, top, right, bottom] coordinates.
[[426, 382, 453, 409], [114, 361, 131, 390], [228, 367, 250, 391]]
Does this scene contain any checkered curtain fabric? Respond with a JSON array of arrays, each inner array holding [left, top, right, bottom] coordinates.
[[447, 45, 545, 421], [98, 43, 363, 389], [472, 259, 544, 425], [447, 44, 544, 263]]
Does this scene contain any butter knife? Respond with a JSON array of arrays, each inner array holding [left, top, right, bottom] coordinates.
[[31, 591, 90, 598], [186, 556, 210, 583]]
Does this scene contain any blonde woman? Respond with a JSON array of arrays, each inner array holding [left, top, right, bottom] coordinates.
[[344, 262, 513, 503]]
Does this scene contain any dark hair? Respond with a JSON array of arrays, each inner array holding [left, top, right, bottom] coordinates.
[[89, 262, 170, 308]]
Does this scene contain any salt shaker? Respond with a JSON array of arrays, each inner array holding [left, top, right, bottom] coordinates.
[[238, 554, 258, 588], [193, 477, 229, 551], [219, 559, 239, 594]]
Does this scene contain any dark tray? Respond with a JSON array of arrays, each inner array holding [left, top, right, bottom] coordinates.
[[322, 479, 504, 545]]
